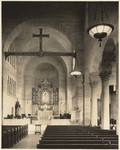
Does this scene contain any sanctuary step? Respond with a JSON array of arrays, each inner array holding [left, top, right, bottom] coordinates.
[[32, 119, 71, 125], [37, 125, 118, 149], [50, 119, 71, 125]]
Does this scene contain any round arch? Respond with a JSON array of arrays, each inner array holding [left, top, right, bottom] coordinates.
[[3, 19, 74, 52], [99, 38, 116, 72], [22, 56, 67, 115]]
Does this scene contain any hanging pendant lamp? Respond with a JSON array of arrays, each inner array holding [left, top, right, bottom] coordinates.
[[70, 57, 82, 76], [87, 3, 114, 47], [87, 23, 114, 47]]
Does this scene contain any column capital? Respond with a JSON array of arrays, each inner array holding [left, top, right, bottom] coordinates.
[[90, 80, 99, 89], [99, 64, 112, 81], [89, 72, 100, 88], [99, 71, 111, 81]]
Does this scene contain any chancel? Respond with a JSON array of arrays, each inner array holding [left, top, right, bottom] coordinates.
[[2, 1, 119, 149]]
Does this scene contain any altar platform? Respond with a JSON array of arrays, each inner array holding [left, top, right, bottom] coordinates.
[[32, 119, 71, 125], [3, 118, 30, 125], [30, 119, 72, 134], [51, 119, 71, 125]]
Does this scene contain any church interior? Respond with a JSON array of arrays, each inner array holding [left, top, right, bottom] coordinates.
[[2, 1, 119, 149]]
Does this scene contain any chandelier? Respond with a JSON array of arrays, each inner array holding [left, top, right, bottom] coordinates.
[[87, 3, 114, 47]]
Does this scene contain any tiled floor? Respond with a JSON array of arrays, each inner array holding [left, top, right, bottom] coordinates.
[[12, 134, 42, 149]]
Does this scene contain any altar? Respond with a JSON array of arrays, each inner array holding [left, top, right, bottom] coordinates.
[[38, 109, 53, 120], [32, 79, 59, 119]]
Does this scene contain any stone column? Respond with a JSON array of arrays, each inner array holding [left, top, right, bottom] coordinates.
[[89, 79, 99, 126], [115, 45, 119, 135], [67, 74, 72, 113], [99, 67, 111, 130], [77, 76, 83, 125], [84, 72, 91, 126], [59, 76, 66, 114]]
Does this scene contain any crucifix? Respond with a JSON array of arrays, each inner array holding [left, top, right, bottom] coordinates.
[[33, 28, 49, 52]]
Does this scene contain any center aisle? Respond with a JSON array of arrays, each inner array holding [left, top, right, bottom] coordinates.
[[12, 134, 42, 149]]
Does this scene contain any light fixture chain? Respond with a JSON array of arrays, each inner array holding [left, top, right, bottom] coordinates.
[[94, 4, 99, 21], [104, 6, 110, 23], [101, 3, 110, 23], [101, 3, 104, 22]]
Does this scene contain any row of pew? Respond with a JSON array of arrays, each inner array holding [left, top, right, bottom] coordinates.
[[2, 124, 28, 148], [37, 125, 118, 149]]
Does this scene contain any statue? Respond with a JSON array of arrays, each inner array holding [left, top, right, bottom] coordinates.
[[43, 91, 49, 104]]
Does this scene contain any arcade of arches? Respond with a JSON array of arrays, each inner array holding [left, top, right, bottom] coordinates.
[[2, 1, 119, 136]]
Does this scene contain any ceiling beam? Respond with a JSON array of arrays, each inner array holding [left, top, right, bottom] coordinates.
[[5, 51, 76, 60]]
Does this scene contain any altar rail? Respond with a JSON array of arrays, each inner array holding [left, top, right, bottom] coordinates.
[[51, 119, 71, 125], [2, 125, 28, 148], [3, 118, 30, 125]]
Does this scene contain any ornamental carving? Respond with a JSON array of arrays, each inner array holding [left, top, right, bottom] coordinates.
[[99, 64, 112, 81], [89, 72, 99, 88], [99, 71, 111, 81], [89, 80, 99, 88], [32, 79, 59, 116], [37, 79, 53, 105]]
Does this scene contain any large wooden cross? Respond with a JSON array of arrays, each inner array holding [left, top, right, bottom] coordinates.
[[33, 28, 49, 52], [4, 28, 76, 59]]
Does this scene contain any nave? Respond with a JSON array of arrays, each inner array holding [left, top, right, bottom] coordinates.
[[13, 134, 41, 149], [2, 125, 118, 149], [2, 1, 119, 149]]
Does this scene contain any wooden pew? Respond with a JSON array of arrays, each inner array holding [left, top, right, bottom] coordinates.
[[2, 124, 28, 148], [37, 125, 118, 149], [42, 136, 118, 141], [37, 143, 118, 149], [39, 139, 118, 144]]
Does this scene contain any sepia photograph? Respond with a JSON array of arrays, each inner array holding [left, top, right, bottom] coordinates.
[[1, 0, 119, 149]]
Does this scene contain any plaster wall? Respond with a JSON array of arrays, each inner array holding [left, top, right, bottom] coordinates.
[[2, 55, 17, 117]]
